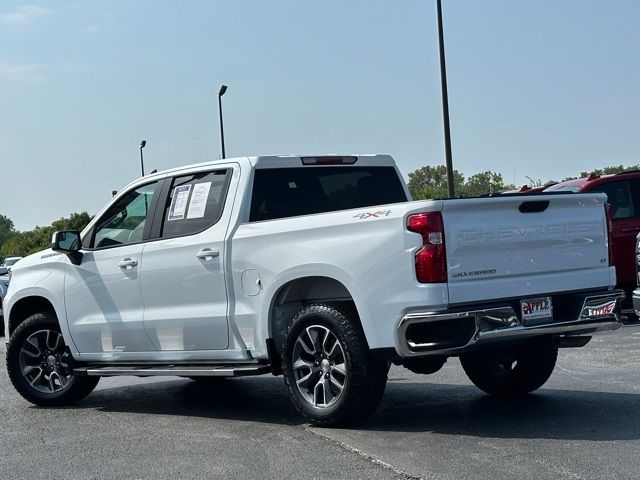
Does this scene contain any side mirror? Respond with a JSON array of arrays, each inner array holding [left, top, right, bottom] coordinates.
[[51, 231, 81, 253], [51, 230, 83, 265], [0, 266, 8, 276]]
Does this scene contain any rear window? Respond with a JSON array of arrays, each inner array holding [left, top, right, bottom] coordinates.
[[590, 180, 636, 219], [249, 167, 407, 222], [160, 169, 231, 238]]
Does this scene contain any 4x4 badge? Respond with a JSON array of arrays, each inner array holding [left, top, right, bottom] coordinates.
[[353, 210, 392, 220]]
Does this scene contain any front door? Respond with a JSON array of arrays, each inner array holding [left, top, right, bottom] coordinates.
[[141, 168, 233, 351], [65, 181, 160, 355]]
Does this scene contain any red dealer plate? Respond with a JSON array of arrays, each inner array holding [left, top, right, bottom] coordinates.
[[521, 297, 553, 324]]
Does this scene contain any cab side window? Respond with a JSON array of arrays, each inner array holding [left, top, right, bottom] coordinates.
[[92, 181, 159, 249], [591, 181, 636, 219], [159, 169, 230, 238]]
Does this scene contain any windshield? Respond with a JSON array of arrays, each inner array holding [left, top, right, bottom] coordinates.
[[4, 258, 21, 267], [543, 184, 581, 193]]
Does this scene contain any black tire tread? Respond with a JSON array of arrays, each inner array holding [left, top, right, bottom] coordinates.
[[460, 345, 558, 396], [6, 312, 100, 406], [281, 303, 388, 427]]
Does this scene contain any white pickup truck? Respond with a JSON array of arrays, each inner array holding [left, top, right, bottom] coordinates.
[[3, 154, 624, 425]]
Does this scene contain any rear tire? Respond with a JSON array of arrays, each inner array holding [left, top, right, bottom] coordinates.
[[6, 312, 99, 406], [281, 304, 388, 427], [460, 344, 557, 396]]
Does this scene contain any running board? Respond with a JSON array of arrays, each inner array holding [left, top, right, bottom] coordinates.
[[74, 363, 271, 377]]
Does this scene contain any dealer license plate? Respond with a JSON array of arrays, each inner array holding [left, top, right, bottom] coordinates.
[[520, 297, 553, 324]]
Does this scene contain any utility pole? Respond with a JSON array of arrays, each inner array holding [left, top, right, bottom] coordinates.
[[139, 140, 147, 176], [218, 85, 228, 159], [436, 0, 455, 198]]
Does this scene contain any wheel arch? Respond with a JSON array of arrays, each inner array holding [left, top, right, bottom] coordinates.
[[7, 295, 59, 337], [267, 274, 371, 355]]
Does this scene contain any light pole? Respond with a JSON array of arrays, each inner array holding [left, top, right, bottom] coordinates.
[[139, 140, 147, 176], [218, 85, 228, 159], [436, 0, 455, 198]]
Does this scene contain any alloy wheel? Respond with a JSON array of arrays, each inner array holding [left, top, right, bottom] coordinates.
[[18, 329, 75, 394], [291, 325, 347, 408]]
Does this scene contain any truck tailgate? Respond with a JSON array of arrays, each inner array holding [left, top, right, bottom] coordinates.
[[442, 193, 613, 304]]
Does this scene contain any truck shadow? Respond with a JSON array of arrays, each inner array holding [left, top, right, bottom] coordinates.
[[369, 382, 640, 441], [82, 376, 303, 426], [69, 376, 640, 441]]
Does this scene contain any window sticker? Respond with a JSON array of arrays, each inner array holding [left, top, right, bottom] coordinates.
[[167, 184, 192, 221], [186, 182, 212, 219]]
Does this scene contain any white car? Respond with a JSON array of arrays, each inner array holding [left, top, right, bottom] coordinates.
[[2, 256, 22, 272], [3, 154, 624, 425]]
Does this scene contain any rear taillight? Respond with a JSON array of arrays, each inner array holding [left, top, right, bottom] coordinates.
[[605, 203, 615, 267], [407, 212, 447, 283]]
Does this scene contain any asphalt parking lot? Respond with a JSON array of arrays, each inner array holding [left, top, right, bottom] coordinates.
[[1, 327, 639, 480]]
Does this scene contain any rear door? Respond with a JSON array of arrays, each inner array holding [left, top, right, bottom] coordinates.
[[140, 166, 235, 351], [442, 193, 612, 305], [589, 179, 640, 291]]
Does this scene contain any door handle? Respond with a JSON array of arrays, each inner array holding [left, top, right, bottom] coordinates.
[[196, 248, 219, 261], [118, 258, 138, 269]]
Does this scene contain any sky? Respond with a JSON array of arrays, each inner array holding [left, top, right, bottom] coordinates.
[[1, 1, 639, 231]]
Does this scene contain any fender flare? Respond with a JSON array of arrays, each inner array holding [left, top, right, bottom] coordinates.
[[260, 263, 378, 349]]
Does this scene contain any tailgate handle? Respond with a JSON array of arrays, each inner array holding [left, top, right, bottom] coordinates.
[[519, 201, 549, 213]]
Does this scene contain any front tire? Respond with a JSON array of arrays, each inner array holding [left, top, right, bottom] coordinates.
[[281, 304, 388, 427], [6, 312, 100, 406], [460, 344, 558, 396]]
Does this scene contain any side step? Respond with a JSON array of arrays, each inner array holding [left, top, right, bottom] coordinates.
[[74, 363, 272, 378]]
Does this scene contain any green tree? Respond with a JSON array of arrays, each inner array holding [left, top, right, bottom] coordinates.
[[408, 166, 516, 198], [0, 213, 16, 249], [52, 212, 92, 232], [407, 165, 465, 200], [0, 212, 92, 258], [580, 164, 640, 177], [462, 171, 508, 197]]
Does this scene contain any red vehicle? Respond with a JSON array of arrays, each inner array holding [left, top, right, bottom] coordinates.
[[545, 171, 640, 312], [502, 185, 550, 194]]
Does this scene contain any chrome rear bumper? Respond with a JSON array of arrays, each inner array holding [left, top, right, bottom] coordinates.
[[397, 290, 625, 357]]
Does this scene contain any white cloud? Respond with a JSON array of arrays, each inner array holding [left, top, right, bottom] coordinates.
[[0, 5, 53, 27], [0, 61, 96, 84], [0, 62, 45, 84], [81, 11, 113, 35], [82, 24, 101, 34]]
